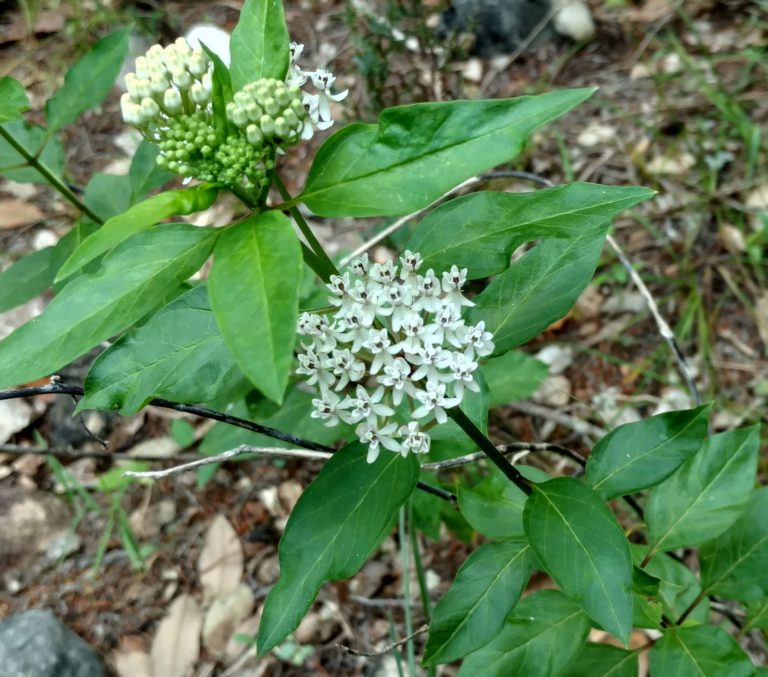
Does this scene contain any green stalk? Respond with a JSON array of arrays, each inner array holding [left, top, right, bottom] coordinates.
[[272, 173, 339, 282], [399, 507, 417, 675], [0, 124, 103, 224], [409, 500, 436, 677], [448, 407, 533, 495]]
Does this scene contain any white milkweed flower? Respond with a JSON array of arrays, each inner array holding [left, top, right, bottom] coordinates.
[[296, 250, 493, 463], [285, 43, 348, 140]]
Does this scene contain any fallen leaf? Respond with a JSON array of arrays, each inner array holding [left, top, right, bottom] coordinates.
[[0, 201, 43, 230], [113, 649, 153, 677], [150, 594, 202, 677], [198, 515, 244, 603], [202, 583, 254, 656]]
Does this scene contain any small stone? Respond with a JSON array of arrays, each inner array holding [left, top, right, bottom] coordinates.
[[576, 122, 616, 148], [0, 610, 105, 677], [0, 399, 34, 443], [294, 611, 322, 645], [553, 0, 596, 41], [534, 345, 573, 375], [719, 224, 746, 254], [461, 58, 483, 83], [277, 479, 303, 512]]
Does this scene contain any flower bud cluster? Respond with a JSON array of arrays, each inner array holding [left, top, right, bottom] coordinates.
[[226, 79, 307, 147], [286, 42, 348, 140], [296, 252, 494, 463], [122, 39, 270, 189], [121, 39, 213, 129]]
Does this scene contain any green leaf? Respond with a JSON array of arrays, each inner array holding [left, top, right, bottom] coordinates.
[[45, 28, 130, 132], [408, 184, 653, 278], [469, 232, 607, 354], [0, 247, 55, 313], [481, 351, 548, 406], [57, 185, 219, 281], [585, 404, 711, 499], [0, 120, 64, 184], [423, 540, 533, 665], [632, 566, 663, 629], [79, 286, 241, 415], [458, 465, 550, 541], [257, 443, 419, 654], [562, 643, 639, 677], [301, 90, 598, 217], [745, 599, 768, 631], [84, 173, 133, 221], [427, 370, 489, 460], [209, 211, 303, 403], [650, 626, 755, 677], [0, 77, 29, 123], [129, 140, 174, 201], [523, 477, 633, 645], [632, 545, 708, 624], [229, 0, 290, 90], [0, 224, 216, 389], [458, 589, 590, 677], [201, 46, 234, 139], [700, 487, 768, 602], [646, 425, 760, 556]]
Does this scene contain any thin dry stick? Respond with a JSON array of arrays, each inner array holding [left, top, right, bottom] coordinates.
[[124, 444, 331, 479], [509, 401, 607, 440], [606, 233, 702, 406], [336, 624, 429, 657], [421, 441, 585, 471], [339, 177, 480, 266]]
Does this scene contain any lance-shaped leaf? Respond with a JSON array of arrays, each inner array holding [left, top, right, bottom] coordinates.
[[230, 0, 290, 89], [458, 465, 550, 541], [586, 404, 711, 499], [257, 444, 419, 654], [56, 185, 219, 281], [0, 120, 64, 184], [480, 351, 548, 406], [423, 540, 533, 665], [0, 224, 216, 389], [45, 28, 130, 132], [0, 76, 29, 123], [79, 286, 241, 415], [129, 141, 174, 201], [650, 626, 755, 677], [645, 425, 759, 557], [458, 590, 590, 677], [208, 211, 302, 404], [562, 643, 639, 677], [300, 90, 597, 217], [408, 184, 653, 278], [0, 247, 55, 313], [745, 599, 768, 632], [699, 487, 768, 602], [632, 545, 708, 624], [523, 477, 633, 645], [468, 232, 606, 354]]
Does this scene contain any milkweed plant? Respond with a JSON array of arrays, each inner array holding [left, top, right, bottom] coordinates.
[[0, 0, 763, 673]]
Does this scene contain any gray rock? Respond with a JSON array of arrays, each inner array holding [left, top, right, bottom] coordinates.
[[0, 610, 105, 677], [441, 0, 555, 57]]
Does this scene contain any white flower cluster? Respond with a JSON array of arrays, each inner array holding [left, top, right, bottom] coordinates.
[[286, 42, 348, 140], [296, 252, 494, 463], [121, 38, 212, 128]]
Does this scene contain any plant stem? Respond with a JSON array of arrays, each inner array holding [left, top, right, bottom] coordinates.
[[0, 124, 103, 224], [399, 507, 417, 675], [676, 589, 707, 626], [448, 407, 533, 495], [272, 173, 339, 282]]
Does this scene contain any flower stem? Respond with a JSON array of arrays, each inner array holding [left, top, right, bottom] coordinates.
[[272, 172, 339, 282], [448, 407, 533, 495], [0, 124, 103, 224]]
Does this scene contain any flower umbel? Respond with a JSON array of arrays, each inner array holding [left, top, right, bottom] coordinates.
[[296, 252, 493, 463]]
